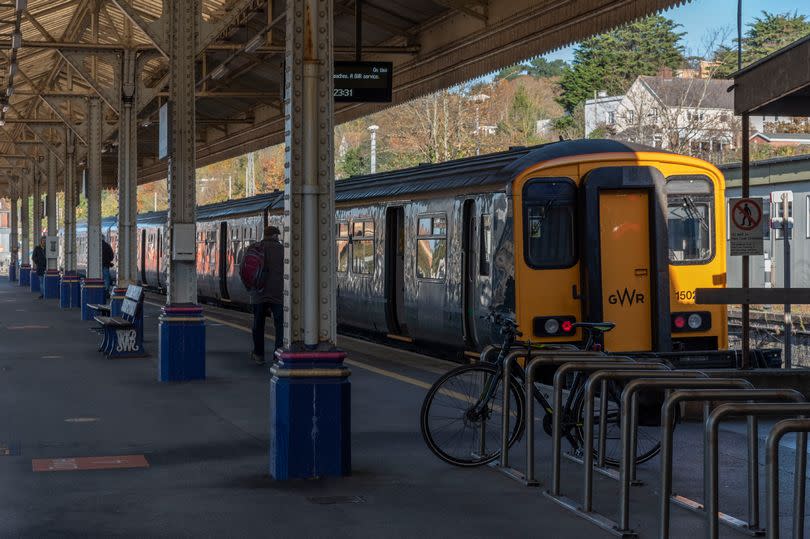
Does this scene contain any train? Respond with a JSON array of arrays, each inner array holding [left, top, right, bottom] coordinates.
[[67, 140, 729, 360]]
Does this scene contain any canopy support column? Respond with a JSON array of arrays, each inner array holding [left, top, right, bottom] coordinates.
[[270, 0, 350, 481], [158, 0, 205, 382], [19, 168, 31, 287], [81, 97, 106, 319], [9, 177, 18, 282], [61, 131, 81, 308], [43, 150, 60, 299], [31, 164, 43, 293], [117, 48, 138, 288]]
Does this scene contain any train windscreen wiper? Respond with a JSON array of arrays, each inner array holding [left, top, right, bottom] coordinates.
[[682, 195, 709, 232]]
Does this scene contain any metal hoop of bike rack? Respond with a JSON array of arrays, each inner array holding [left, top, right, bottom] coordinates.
[[496, 349, 605, 485], [659, 387, 805, 539], [545, 369, 710, 538], [766, 417, 810, 539], [548, 360, 671, 496], [706, 402, 810, 539]]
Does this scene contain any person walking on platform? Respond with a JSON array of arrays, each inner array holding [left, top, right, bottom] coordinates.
[[102, 238, 114, 301], [240, 225, 284, 365], [32, 236, 46, 299]]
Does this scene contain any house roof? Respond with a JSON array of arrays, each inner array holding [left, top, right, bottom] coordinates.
[[638, 76, 734, 110], [750, 132, 810, 143]]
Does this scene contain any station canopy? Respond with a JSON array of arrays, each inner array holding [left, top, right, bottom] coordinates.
[[0, 0, 688, 195]]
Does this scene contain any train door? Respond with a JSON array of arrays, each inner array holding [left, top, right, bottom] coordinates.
[[598, 191, 652, 351], [581, 166, 671, 353], [140, 229, 146, 284], [219, 221, 230, 301], [156, 229, 162, 288], [461, 199, 478, 349], [384, 207, 407, 336]]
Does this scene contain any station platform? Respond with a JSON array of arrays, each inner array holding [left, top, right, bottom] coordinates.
[[0, 282, 808, 538]]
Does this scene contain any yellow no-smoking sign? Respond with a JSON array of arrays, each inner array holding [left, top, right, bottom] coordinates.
[[729, 197, 764, 256]]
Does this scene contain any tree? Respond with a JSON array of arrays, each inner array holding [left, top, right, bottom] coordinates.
[[526, 57, 567, 78], [500, 85, 539, 143], [558, 15, 685, 112], [714, 11, 810, 76], [339, 146, 368, 178]]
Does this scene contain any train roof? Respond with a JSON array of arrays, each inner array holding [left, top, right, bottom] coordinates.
[[333, 139, 660, 202]]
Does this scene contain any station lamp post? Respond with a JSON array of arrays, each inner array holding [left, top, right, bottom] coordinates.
[[368, 124, 379, 173]]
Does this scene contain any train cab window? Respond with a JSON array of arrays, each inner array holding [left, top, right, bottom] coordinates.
[[351, 220, 374, 275], [522, 178, 577, 268], [666, 176, 714, 264], [336, 222, 349, 272], [416, 214, 448, 280], [480, 214, 492, 276]]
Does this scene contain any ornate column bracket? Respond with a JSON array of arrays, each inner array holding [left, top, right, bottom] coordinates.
[[58, 50, 122, 115], [39, 95, 89, 146]]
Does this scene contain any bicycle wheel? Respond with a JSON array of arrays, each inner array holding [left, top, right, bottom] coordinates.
[[569, 381, 663, 466], [420, 363, 525, 467]]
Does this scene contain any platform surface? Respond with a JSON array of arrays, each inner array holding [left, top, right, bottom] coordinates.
[[0, 282, 808, 538]]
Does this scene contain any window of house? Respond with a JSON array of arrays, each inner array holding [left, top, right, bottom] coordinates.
[[336, 221, 349, 272], [479, 214, 492, 276], [627, 110, 635, 123], [351, 220, 374, 275], [522, 178, 577, 268], [0, 212, 8, 228], [417, 215, 448, 280], [607, 111, 616, 125]]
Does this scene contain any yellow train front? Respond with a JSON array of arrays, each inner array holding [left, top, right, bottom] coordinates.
[[512, 141, 727, 356]]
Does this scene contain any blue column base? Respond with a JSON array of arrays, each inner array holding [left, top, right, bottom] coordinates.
[[30, 272, 41, 293], [60, 273, 82, 309], [43, 270, 61, 299], [81, 279, 106, 320], [19, 265, 30, 287], [110, 287, 127, 317], [269, 350, 352, 480], [8, 262, 17, 282], [158, 304, 206, 382]]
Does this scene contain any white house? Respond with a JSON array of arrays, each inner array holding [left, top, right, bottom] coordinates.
[[585, 76, 737, 157]]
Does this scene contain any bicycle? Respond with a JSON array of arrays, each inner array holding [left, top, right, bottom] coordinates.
[[420, 311, 666, 467]]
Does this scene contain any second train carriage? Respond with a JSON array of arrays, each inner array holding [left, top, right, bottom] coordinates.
[[66, 140, 729, 358]]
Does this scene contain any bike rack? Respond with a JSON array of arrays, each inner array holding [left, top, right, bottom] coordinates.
[[545, 369, 709, 538], [659, 388, 805, 539], [766, 418, 810, 539], [706, 403, 810, 539], [549, 360, 670, 494], [497, 349, 604, 485]]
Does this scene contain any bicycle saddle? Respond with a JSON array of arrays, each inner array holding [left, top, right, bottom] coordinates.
[[571, 321, 616, 333]]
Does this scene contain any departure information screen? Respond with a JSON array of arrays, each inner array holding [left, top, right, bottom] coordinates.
[[333, 61, 393, 102]]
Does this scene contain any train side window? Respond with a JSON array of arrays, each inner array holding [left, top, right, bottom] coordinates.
[[416, 214, 447, 281], [336, 221, 349, 272], [666, 175, 715, 264], [480, 214, 492, 276], [522, 178, 577, 269], [351, 220, 374, 275]]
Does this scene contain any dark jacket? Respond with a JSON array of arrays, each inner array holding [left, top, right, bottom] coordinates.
[[102, 241, 114, 269], [32, 245, 46, 276], [249, 238, 284, 305]]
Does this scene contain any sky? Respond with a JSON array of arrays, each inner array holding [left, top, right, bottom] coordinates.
[[543, 0, 810, 63]]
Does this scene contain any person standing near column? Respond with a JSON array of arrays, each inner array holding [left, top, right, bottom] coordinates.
[[32, 236, 46, 299], [242, 225, 284, 365], [102, 238, 114, 301]]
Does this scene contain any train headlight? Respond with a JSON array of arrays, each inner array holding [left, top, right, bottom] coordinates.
[[671, 312, 711, 332], [533, 316, 576, 337]]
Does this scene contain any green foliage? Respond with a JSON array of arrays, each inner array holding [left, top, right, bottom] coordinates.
[[715, 11, 810, 77], [557, 15, 685, 112], [495, 58, 568, 81], [339, 146, 368, 178], [500, 85, 540, 144]]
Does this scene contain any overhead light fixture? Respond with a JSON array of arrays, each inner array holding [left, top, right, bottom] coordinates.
[[11, 31, 21, 50], [2, 103, 9, 113], [6, 87, 14, 97], [16, 0, 27, 11], [209, 64, 228, 80], [244, 33, 265, 53], [8, 62, 17, 77]]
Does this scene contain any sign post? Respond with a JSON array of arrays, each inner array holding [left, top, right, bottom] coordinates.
[[729, 197, 764, 256]]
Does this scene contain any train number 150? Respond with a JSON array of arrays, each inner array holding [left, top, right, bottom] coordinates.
[[676, 290, 695, 302]]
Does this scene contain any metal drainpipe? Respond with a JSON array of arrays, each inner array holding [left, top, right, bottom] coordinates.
[[302, 59, 319, 346]]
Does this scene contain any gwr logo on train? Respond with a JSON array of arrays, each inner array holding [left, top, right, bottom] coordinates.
[[608, 288, 645, 307]]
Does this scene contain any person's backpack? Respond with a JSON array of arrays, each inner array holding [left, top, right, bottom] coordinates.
[[239, 242, 267, 291]]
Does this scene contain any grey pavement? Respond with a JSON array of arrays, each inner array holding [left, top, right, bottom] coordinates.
[[0, 282, 807, 538]]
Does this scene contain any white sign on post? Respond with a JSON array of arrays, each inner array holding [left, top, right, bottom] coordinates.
[[729, 197, 764, 256]]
